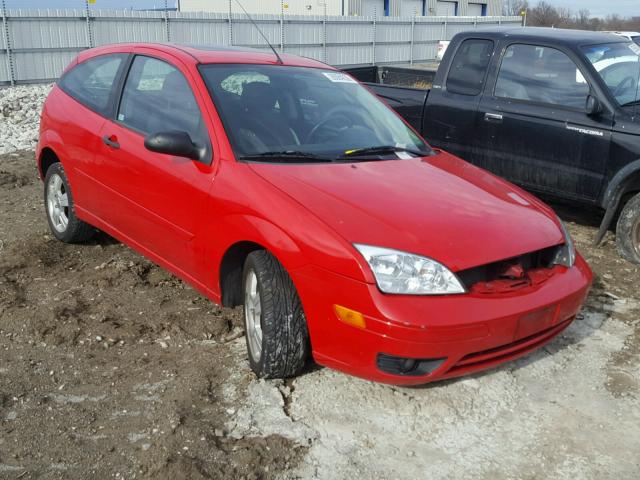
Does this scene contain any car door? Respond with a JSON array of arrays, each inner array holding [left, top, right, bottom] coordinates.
[[55, 53, 129, 216], [422, 38, 494, 161], [93, 52, 216, 282], [475, 42, 612, 203]]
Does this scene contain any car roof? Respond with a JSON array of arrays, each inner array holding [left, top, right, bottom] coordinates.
[[457, 26, 630, 47], [80, 42, 333, 70]]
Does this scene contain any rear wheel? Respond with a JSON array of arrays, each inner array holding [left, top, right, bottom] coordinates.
[[44, 163, 95, 243], [616, 192, 640, 264], [242, 250, 310, 378]]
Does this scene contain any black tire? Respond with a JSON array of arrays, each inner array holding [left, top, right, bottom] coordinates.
[[242, 250, 310, 378], [616, 192, 640, 264], [44, 162, 95, 243]]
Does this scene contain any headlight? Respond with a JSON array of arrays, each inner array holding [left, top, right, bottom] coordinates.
[[552, 220, 576, 267], [354, 244, 466, 295]]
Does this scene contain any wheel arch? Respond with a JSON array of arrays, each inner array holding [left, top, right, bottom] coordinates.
[[38, 147, 61, 179], [216, 215, 307, 308], [219, 240, 267, 308], [595, 160, 640, 245]]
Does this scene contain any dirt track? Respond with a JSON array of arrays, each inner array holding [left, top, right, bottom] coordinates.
[[1, 150, 639, 479]]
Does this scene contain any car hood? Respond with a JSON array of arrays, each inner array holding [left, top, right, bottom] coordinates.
[[248, 152, 564, 272]]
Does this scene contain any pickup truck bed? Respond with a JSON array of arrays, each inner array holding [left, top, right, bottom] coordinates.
[[344, 66, 432, 132]]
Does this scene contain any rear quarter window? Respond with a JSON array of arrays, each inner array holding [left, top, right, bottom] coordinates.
[[58, 54, 126, 115]]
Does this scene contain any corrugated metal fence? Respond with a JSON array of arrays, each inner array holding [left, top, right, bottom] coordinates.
[[0, 6, 521, 85]]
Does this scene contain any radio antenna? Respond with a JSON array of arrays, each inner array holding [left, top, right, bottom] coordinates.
[[234, 0, 284, 65]]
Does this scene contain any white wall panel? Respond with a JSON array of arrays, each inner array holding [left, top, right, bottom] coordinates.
[[0, 8, 519, 84]]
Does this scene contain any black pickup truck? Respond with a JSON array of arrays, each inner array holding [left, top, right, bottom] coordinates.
[[346, 27, 640, 264]]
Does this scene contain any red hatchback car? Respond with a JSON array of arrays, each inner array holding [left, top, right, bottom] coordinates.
[[37, 43, 592, 385]]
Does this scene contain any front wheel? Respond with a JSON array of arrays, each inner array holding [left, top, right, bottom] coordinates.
[[242, 250, 310, 378], [616, 192, 640, 264]]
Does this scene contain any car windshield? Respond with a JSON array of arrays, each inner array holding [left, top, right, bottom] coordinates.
[[582, 42, 640, 107], [199, 64, 430, 161]]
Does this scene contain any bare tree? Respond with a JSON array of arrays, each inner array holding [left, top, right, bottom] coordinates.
[[529, 1, 560, 27], [575, 9, 591, 28], [522, 1, 639, 32]]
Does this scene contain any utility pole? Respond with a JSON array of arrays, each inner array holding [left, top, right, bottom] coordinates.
[[2, 0, 15, 85]]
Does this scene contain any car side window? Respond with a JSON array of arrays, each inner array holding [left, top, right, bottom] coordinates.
[[495, 44, 590, 109], [446, 39, 494, 96], [58, 54, 126, 115], [117, 56, 207, 147]]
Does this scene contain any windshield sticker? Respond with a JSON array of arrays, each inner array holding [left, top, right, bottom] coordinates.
[[395, 151, 413, 160], [629, 43, 640, 55], [323, 72, 357, 83]]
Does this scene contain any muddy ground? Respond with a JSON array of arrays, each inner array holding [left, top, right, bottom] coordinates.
[[0, 150, 639, 479]]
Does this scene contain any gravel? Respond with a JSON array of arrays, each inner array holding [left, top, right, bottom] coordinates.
[[0, 84, 53, 154]]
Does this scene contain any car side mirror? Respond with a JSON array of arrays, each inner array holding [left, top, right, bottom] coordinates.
[[585, 94, 603, 117], [144, 131, 204, 161]]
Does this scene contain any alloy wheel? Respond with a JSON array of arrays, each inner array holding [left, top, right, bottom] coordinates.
[[244, 269, 263, 363], [46, 173, 69, 233]]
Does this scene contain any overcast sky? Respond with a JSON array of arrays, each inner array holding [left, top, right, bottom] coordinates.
[[4, 0, 638, 18], [527, 0, 637, 18]]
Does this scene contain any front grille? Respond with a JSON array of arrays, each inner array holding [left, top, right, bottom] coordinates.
[[456, 245, 561, 293]]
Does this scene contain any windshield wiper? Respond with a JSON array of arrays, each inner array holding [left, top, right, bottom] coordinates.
[[339, 145, 432, 158], [239, 150, 334, 162], [621, 99, 640, 107]]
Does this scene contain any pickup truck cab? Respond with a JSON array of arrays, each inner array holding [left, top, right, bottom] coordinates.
[[352, 27, 640, 264]]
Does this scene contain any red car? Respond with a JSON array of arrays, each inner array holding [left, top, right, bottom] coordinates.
[[37, 43, 592, 385]]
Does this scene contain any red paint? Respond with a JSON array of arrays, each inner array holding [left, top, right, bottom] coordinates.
[[37, 43, 592, 385]]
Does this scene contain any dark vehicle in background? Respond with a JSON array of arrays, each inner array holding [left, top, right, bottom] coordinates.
[[346, 27, 640, 264]]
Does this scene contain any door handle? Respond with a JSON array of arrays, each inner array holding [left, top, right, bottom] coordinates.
[[484, 112, 503, 123], [102, 135, 120, 149]]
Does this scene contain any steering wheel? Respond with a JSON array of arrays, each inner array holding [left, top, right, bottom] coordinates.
[[306, 105, 367, 143], [613, 75, 636, 97]]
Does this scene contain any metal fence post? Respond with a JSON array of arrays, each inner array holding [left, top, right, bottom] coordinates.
[[280, 0, 284, 52], [371, 7, 376, 66], [1, 0, 15, 85], [84, 0, 94, 48], [163, 0, 170, 42], [322, 3, 327, 63], [410, 15, 415, 66], [228, 0, 233, 45]]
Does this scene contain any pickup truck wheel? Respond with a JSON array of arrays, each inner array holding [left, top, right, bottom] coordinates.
[[44, 163, 95, 243], [242, 250, 310, 378], [616, 192, 640, 264]]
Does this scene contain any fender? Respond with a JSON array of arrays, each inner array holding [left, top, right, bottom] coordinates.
[[218, 213, 306, 271], [595, 159, 640, 245], [209, 212, 370, 303], [209, 214, 307, 303]]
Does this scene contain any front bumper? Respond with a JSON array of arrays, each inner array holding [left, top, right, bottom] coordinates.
[[291, 253, 592, 385]]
